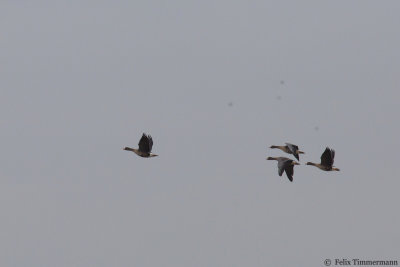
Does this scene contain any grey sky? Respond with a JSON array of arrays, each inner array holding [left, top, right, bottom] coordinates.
[[1, 1, 399, 266]]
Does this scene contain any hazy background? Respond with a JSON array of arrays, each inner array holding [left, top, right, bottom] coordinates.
[[1, 1, 399, 266]]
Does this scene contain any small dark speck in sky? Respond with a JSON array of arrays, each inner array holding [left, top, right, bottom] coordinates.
[[276, 96, 282, 101], [314, 126, 319, 131], [280, 80, 285, 85], [228, 102, 233, 107]]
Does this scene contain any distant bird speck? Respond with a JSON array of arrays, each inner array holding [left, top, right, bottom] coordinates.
[[228, 102, 233, 107], [280, 80, 285, 85]]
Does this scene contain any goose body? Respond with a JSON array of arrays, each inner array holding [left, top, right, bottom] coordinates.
[[124, 133, 158, 158], [270, 143, 304, 161], [267, 156, 300, 182], [306, 147, 339, 171]]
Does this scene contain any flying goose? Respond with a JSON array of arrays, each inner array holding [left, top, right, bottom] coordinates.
[[306, 147, 339, 171], [267, 157, 300, 182], [124, 133, 158, 158], [270, 143, 304, 161]]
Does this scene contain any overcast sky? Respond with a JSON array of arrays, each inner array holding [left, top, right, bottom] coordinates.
[[1, 1, 399, 266]]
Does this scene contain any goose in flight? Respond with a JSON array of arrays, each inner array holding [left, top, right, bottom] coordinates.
[[124, 133, 158, 158], [270, 143, 304, 161], [267, 157, 300, 182], [306, 147, 339, 171]]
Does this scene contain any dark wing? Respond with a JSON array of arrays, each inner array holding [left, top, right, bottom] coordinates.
[[277, 158, 286, 176], [285, 143, 298, 153], [277, 158, 291, 177], [284, 164, 294, 182], [285, 143, 300, 160], [138, 133, 151, 153], [320, 147, 334, 167], [148, 135, 153, 152]]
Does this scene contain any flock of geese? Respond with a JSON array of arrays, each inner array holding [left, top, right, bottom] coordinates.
[[124, 133, 340, 182], [267, 143, 340, 182]]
